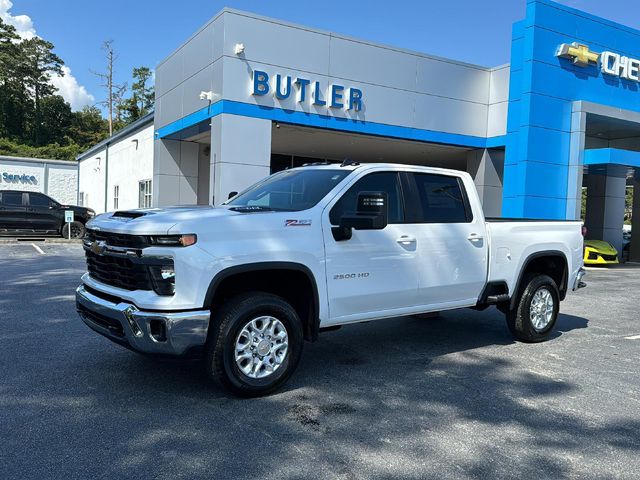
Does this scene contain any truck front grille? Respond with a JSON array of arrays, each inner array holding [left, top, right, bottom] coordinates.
[[85, 250, 155, 291], [85, 229, 150, 249]]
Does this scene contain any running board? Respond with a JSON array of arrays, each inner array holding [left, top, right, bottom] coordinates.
[[486, 294, 510, 304]]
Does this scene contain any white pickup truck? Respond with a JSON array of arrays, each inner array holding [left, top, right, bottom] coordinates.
[[76, 162, 586, 396]]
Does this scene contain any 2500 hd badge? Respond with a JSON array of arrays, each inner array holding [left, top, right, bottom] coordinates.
[[334, 272, 370, 280]]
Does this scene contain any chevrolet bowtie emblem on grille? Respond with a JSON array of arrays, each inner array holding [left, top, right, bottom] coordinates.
[[90, 240, 107, 255], [556, 42, 600, 67]]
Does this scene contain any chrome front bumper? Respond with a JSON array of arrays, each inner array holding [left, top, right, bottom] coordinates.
[[76, 285, 210, 356], [573, 267, 587, 291]]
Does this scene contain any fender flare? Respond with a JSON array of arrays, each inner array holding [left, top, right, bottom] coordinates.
[[509, 250, 569, 310], [203, 261, 321, 341]]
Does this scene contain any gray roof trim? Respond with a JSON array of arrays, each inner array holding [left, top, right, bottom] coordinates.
[[0, 155, 77, 166], [76, 112, 154, 162]]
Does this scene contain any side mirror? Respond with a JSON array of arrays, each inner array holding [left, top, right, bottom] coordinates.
[[228, 191, 238, 200], [332, 191, 388, 241]]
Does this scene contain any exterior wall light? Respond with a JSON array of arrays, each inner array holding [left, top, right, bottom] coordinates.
[[234, 43, 245, 55]]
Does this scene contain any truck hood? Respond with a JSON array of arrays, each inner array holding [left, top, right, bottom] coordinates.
[[86, 206, 242, 234]]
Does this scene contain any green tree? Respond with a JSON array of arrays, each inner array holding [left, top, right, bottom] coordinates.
[[121, 66, 154, 123], [39, 95, 73, 146], [69, 106, 108, 147], [0, 18, 24, 139], [0, 20, 116, 161], [20, 37, 64, 145]]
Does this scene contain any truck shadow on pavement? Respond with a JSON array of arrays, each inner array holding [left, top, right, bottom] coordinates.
[[3, 250, 638, 479]]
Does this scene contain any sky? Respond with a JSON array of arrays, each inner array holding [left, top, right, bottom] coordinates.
[[2, 0, 640, 112]]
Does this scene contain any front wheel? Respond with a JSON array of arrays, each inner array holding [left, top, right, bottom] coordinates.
[[205, 292, 303, 397], [506, 274, 560, 343], [62, 221, 85, 239]]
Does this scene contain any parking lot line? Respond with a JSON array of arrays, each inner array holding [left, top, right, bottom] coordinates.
[[31, 243, 45, 255], [624, 334, 640, 340]]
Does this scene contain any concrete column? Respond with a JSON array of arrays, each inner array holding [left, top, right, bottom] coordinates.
[[630, 179, 640, 262], [152, 138, 199, 207], [566, 110, 587, 220], [466, 148, 504, 217], [209, 114, 272, 206], [584, 174, 626, 254], [197, 143, 211, 205]]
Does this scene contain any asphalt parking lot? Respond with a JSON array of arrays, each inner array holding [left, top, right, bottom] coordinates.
[[1, 244, 639, 479]]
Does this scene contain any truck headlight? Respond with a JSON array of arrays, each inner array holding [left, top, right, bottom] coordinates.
[[148, 264, 176, 295], [149, 234, 197, 247], [160, 266, 175, 280]]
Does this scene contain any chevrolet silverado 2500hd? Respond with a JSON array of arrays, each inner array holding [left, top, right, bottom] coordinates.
[[76, 163, 586, 396]]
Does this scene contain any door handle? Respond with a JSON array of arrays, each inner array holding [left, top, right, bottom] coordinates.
[[467, 233, 484, 242], [397, 235, 416, 245]]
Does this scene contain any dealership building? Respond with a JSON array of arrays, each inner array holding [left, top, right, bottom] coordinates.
[[0, 155, 77, 205], [78, 0, 640, 256]]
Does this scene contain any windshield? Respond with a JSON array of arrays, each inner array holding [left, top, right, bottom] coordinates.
[[226, 169, 350, 212]]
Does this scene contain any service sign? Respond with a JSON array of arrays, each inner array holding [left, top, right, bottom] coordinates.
[[557, 42, 640, 82], [0, 172, 37, 184]]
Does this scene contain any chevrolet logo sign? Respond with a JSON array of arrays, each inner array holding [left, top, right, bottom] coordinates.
[[556, 42, 640, 82], [556, 42, 600, 67], [90, 240, 107, 256]]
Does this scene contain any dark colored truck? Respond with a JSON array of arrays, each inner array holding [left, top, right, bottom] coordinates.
[[0, 190, 95, 238]]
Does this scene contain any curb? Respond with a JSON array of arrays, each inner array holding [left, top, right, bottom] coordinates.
[[0, 237, 83, 244]]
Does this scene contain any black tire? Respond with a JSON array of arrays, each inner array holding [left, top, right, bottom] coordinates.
[[205, 292, 303, 397], [62, 221, 85, 239], [506, 274, 560, 343]]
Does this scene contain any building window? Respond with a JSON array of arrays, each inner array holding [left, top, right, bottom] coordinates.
[[139, 180, 152, 208], [114, 185, 119, 210]]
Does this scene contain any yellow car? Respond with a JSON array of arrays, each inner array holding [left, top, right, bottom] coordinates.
[[583, 239, 619, 265]]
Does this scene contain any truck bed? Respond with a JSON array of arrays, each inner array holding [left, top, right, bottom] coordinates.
[[485, 219, 584, 297]]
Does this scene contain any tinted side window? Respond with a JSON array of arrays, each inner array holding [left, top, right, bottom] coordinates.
[[330, 172, 404, 225], [1, 192, 23, 206], [411, 173, 471, 223], [28, 193, 50, 207]]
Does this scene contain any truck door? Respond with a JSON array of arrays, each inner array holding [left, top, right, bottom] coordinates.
[[322, 171, 419, 323], [405, 172, 488, 307], [0, 192, 27, 231], [26, 192, 60, 233]]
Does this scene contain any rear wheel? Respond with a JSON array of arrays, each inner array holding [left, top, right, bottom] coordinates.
[[205, 292, 303, 397], [62, 221, 85, 239], [506, 274, 559, 343]]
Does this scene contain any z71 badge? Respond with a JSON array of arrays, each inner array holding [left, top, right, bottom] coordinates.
[[285, 219, 312, 227]]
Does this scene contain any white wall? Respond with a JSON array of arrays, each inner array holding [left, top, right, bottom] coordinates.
[[78, 123, 154, 214], [106, 124, 154, 212], [78, 152, 106, 213], [0, 157, 77, 204], [487, 65, 510, 138], [0, 161, 44, 193], [48, 165, 77, 205], [209, 114, 271, 205]]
